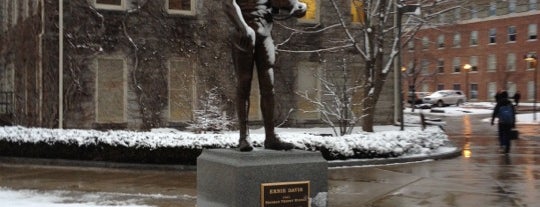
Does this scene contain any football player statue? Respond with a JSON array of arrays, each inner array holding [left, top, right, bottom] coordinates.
[[223, 0, 307, 151]]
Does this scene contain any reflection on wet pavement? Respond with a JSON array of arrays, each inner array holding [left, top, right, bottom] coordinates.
[[327, 115, 540, 207]]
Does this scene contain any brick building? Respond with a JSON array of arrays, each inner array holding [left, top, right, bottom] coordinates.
[[0, 0, 396, 130], [402, 0, 540, 102]]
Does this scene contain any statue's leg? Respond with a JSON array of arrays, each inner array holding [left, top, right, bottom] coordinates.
[[232, 38, 255, 152], [254, 35, 294, 151]]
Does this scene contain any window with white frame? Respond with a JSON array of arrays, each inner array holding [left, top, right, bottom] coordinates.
[[487, 54, 497, 72], [437, 59, 444, 73], [508, 26, 517, 42], [299, 0, 320, 24], [453, 57, 461, 73], [489, 28, 496, 44], [470, 56, 479, 72], [530, 0, 538, 10], [438, 12, 446, 24], [453, 84, 461, 91], [488, 82, 497, 101], [506, 53, 516, 71], [470, 84, 478, 99], [96, 57, 126, 123], [453, 8, 461, 21], [489, 1, 497, 16], [470, 31, 478, 46], [94, 0, 125, 10], [470, 4, 478, 19], [437, 35, 445, 48], [166, 0, 196, 16], [421, 59, 429, 75], [453, 33, 461, 47], [529, 24, 538, 40], [406, 61, 413, 74], [422, 37, 429, 50], [506, 82, 516, 96], [421, 84, 429, 92], [407, 40, 415, 51], [437, 84, 444, 91], [508, 0, 516, 13]]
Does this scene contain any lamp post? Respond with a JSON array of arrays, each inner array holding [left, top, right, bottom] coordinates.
[[395, 2, 420, 131], [524, 54, 538, 122], [463, 64, 472, 100]]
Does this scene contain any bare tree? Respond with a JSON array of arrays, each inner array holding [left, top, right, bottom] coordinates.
[[296, 59, 363, 136], [277, 0, 465, 132]]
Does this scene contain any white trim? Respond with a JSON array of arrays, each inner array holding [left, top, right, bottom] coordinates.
[[93, 0, 126, 11], [165, 0, 196, 16], [460, 10, 540, 25]]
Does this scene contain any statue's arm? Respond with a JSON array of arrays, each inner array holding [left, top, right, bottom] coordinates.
[[223, 0, 255, 46]]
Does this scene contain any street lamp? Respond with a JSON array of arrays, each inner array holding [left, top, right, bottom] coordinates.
[[463, 64, 472, 101], [395, 2, 420, 131], [524, 54, 538, 122]]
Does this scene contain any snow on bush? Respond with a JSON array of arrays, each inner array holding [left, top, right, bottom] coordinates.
[[0, 126, 449, 159], [188, 87, 235, 133]]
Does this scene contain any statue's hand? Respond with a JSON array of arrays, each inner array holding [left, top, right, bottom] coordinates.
[[234, 27, 256, 52]]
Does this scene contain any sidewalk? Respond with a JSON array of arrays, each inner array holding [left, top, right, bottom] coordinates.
[[0, 116, 538, 206]]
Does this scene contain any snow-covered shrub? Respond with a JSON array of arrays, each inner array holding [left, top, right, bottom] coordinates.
[[187, 87, 235, 133]]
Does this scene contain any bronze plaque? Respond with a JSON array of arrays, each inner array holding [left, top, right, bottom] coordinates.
[[261, 181, 310, 207]]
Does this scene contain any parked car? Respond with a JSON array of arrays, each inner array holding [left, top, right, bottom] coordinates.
[[407, 92, 431, 105], [423, 90, 466, 107]]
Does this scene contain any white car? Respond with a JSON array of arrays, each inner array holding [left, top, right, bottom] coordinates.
[[423, 90, 466, 107]]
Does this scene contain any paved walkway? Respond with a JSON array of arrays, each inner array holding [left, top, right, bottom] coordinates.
[[0, 115, 539, 206]]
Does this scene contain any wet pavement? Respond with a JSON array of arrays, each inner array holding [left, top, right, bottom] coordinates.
[[0, 114, 539, 206]]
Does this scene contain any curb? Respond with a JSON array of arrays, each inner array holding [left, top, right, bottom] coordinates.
[[0, 156, 197, 171], [0, 145, 462, 171], [328, 144, 462, 168]]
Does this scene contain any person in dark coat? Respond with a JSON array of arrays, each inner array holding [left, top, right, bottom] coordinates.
[[491, 91, 516, 154], [513, 91, 521, 106], [494, 89, 503, 103]]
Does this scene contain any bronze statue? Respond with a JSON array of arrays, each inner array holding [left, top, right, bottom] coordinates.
[[223, 0, 307, 151]]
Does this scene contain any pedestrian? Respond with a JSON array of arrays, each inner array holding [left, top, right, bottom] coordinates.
[[491, 91, 516, 154], [513, 91, 521, 106], [494, 90, 503, 103]]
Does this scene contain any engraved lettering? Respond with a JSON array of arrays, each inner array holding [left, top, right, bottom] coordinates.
[[288, 187, 303, 193], [269, 188, 286, 194]]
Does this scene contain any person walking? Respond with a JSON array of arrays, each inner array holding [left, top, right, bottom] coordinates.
[[491, 91, 516, 154], [494, 89, 503, 103], [513, 91, 521, 106]]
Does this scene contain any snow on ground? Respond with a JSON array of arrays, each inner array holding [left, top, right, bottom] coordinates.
[[0, 187, 155, 207], [406, 102, 539, 125], [1, 102, 538, 206]]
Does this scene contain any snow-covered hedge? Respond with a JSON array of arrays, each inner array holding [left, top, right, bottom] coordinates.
[[0, 126, 449, 163]]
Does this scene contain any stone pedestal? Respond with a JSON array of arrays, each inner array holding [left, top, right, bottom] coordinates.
[[197, 149, 328, 207]]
